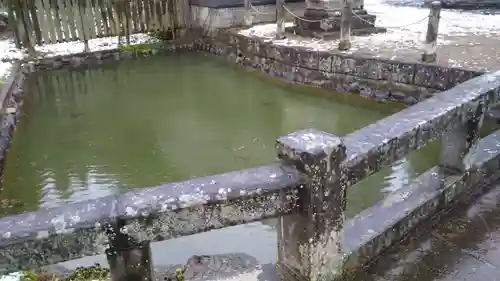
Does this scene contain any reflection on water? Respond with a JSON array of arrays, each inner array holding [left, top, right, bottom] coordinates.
[[1, 53, 443, 267]]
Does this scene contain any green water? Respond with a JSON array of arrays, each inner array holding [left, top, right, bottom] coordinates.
[[1, 54, 441, 219]]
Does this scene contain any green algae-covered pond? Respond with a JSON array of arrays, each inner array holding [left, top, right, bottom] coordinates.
[[0, 53, 443, 266]]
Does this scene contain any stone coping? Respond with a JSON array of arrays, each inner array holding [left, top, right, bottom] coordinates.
[[0, 163, 302, 274], [0, 37, 499, 279]]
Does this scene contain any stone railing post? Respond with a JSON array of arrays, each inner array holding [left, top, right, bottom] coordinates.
[[106, 223, 154, 281], [421, 1, 441, 63], [276, 129, 347, 281], [440, 100, 486, 174], [244, 0, 253, 27], [276, 0, 285, 38], [338, 0, 352, 51]]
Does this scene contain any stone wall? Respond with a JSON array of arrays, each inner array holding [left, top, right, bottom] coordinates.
[[28, 42, 195, 72], [0, 62, 27, 188], [200, 29, 483, 105]]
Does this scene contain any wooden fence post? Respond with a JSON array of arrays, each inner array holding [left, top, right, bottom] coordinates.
[[276, 129, 347, 281], [77, 0, 90, 52], [421, 1, 441, 63], [276, 0, 285, 39], [338, 0, 352, 51], [244, 0, 252, 27], [440, 99, 485, 174]]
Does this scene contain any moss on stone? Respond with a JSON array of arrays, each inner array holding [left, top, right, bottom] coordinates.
[[21, 264, 110, 281], [118, 44, 153, 55]]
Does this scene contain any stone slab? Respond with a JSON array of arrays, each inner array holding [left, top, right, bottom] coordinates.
[[116, 164, 303, 243], [0, 195, 118, 274]]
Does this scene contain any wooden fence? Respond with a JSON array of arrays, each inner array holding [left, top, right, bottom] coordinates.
[[0, 0, 189, 49]]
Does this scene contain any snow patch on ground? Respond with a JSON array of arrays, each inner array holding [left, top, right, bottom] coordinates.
[[239, 0, 500, 59], [0, 33, 156, 80]]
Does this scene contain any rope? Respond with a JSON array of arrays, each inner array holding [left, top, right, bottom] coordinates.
[[248, 2, 274, 16], [352, 12, 429, 29], [282, 4, 324, 23]]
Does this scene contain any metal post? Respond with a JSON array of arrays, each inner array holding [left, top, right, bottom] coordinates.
[[338, 0, 352, 51], [276, 129, 347, 281], [244, 0, 252, 27], [440, 99, 485, 174], [276, 0, 285, 39], [106, 222, 154, 281], [421, 1, 441, 63]]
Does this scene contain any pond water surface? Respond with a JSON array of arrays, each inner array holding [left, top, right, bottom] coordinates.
[[0, 53, 442, 268]]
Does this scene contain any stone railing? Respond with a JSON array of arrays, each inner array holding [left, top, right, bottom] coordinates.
[[1, 56, 500, 281]]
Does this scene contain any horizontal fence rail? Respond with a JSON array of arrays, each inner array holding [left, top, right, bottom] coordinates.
[[1, 65, 500, 279], [2, 0, 188, 49]]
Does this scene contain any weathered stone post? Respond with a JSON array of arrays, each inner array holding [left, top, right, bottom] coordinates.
[[244, 0, 253, 27], [276, 129, 347, 281], [338, 0, 352, 51], [106, 223, 154, 281], [421, 1, 441, 63], [440, 99, 486, 174], [276, 0, 286, 38]]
